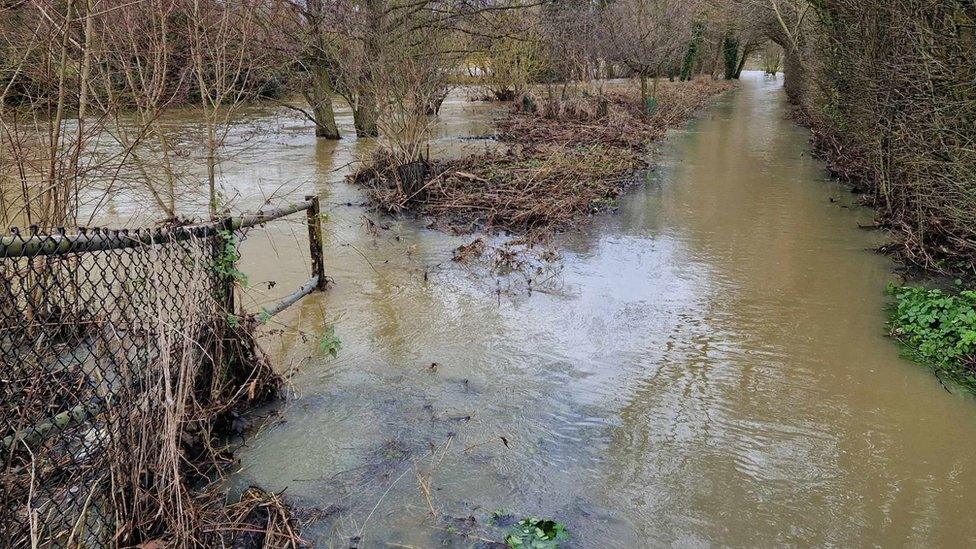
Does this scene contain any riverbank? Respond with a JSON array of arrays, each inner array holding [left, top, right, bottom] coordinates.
[[783, 3, 975, 282], [352, 78, 734, 237], [791, 99, 976, 398]]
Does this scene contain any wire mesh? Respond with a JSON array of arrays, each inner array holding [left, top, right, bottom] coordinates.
[[0, 224, 232, 547]]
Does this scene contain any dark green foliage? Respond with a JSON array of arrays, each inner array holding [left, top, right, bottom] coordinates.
[[680, 21, 706, 81], [214, 230, 248, 286], [723, 36, 740, 80], [887, 284, 976, 393], [505, 518, 569, 548]]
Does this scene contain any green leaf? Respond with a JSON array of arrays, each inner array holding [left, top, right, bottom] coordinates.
[[887, 284, 976, 393], [319, 324, 342, 358], [505, 518, 568, 549]]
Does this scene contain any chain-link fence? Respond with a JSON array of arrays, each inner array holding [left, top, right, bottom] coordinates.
[[0, 199, 325, 547]]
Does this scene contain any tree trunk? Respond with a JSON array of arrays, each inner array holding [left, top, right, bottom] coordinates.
[[355, 0, 383, 138], [734, 45, 754, 79], [723, 35, 740, 80], [782, 45, 808, 105], [305, 0, 340, 139], [709, 38, 723, 79], [640, 73, 648, 104], [308, 61, 340, 139], [354, 95, 379, 138], [766, 12, 812, 106]]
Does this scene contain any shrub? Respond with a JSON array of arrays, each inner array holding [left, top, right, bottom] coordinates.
[[887, 284, 976, 392]]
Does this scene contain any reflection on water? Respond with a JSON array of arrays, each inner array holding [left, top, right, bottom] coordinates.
[[225, 74, 976, 546], [0, 86, 503, 228]]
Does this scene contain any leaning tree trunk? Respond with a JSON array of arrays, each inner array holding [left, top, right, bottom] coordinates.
[[765, 14, 812, 106], [734, 44, 756, 79], [781, 41, 808, 106]]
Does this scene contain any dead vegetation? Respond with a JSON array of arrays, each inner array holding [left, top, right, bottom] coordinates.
[[0, 231, 300, 548], [500, 79, 736, 149], [354, 144, 642, 234], [451, 237, 564, 296], [352, 78, 734, 236], [213, 487, 305, 547], [2, 312, 294, 548]]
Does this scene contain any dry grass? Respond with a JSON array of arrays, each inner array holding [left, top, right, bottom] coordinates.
[[498, 78, 736, 149], [1, 232, 292, 548], [210, 487, 305, 547], [353, 77, 734, 235]]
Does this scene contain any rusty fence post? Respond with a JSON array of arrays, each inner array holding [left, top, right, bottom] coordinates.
[[305, 195, 328, 291]]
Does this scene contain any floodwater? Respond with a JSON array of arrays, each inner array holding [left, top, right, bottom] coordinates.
[[222, 72, 976, 547]]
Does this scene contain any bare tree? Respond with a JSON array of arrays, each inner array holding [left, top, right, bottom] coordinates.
[[186, 0, 278, 218], [93, 0, 188, 220], [364, 1, 470, 159], [0, 0, 110, 227], [467, 4, 546, 100], [602, 0, 696, 104]]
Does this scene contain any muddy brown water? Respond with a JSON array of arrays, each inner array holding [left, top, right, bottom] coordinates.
[[93, 73, 976, 545], [217, 73, 976, 547]]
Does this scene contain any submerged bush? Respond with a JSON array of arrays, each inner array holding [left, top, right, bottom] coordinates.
[[887, 284, 976, 392]]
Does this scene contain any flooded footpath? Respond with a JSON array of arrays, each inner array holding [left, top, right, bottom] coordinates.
[[225, 72, 976, 546]]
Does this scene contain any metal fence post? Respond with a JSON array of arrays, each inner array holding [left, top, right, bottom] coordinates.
[[305, 195, 328, 291], [1, 199, 331, 545]]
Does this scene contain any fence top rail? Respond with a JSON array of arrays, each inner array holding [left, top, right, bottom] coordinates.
[[0, 199, 314, 259]]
